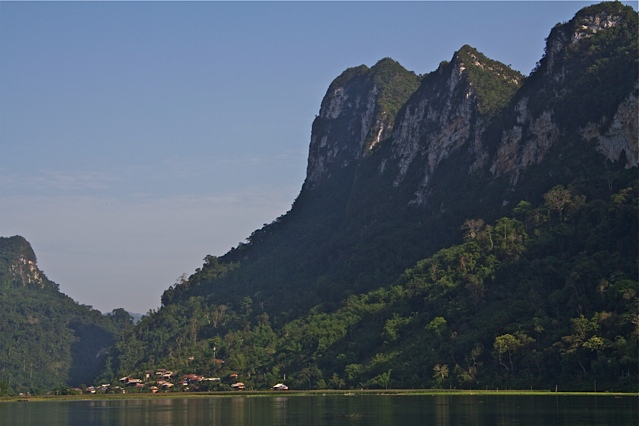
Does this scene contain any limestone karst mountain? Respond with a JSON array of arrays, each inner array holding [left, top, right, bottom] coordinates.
[[2, 2, 636, 393]]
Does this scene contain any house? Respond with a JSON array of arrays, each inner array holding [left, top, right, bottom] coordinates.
[[182, 374, 204, 382], [119, 377, 143, 386], [231, 382, 245, 390], [272, 383, 289, 391]]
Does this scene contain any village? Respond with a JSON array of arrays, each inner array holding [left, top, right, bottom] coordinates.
[[64, 365, 289, 395]]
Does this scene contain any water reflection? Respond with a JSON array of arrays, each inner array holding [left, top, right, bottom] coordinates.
[[1, 394, 636, 426]]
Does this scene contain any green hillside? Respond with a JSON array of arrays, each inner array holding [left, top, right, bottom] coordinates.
[[102, 2, 637, 393], [1, 1, 636, 395], [0, 236, 132, 395], [108, 183, 637, 391]]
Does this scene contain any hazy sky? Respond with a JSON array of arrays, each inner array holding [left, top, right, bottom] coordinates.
[[1, 1, 627, 314]]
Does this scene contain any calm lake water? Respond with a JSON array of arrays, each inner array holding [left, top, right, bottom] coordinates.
[[1, 394, 636, 426]]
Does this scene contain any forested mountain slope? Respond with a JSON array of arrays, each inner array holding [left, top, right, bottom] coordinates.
[[115, 183, 637, 391], [0, 236, 132, 394], [3, 2, 635, 394], [106, 2, 637, 392]]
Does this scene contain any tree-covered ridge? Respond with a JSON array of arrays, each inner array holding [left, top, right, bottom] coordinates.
[[454, 45, 523, 116], [106, 183, 637, 392], [324, 58, 420, 126], [138, 0, 637, 374], [319, 57, 420, 153], [367, 58, 422, 146], [0, 236, 48, 289], [528, 0, 638, 126], [0, 237, 132, 395]]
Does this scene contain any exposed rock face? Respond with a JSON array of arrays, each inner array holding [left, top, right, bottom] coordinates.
[[489, 2, 638, 183], [390, 59, 477, 190], [305, 69, 376, 187], [583, 84, 639, 168], [387, 47, 515, 204], [10, 256, 45, 287], [490, 102, 560, 185], [544, 3, 628, 77], [0, 235, 48, 288], [301, 3, 636, 208], [304, 59, 420, 189]]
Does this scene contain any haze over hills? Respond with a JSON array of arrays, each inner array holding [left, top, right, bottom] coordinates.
[[0, 2, 636, 394]]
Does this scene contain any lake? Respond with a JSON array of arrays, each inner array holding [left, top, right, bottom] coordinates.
[[1, 394, 636, 426]]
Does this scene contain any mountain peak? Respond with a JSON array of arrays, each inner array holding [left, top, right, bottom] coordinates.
[[538, 1, 636, 78], [303, 58, 420, 190], [451, 45, 523, 116], [0, 235, 48, 288]]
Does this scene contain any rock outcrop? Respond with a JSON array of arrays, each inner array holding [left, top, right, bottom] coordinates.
[[0, 235, 49, 289], [302, 2, 637, 207], [303, 58, 420, 189]]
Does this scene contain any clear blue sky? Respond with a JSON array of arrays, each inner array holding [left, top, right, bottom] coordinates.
[[1, 1, 630, 314]]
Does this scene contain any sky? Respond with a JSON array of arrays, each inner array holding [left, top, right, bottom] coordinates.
[[1, 1, 633, 314]]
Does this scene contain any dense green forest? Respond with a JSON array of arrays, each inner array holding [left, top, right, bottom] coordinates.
[[0, 236, 132, 395], [103, 2, 637, 393], [107, 183, 637, 392]]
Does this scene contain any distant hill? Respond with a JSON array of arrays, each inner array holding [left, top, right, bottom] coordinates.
[[0, 236, 133, 394], [128, 312, 144, 324]]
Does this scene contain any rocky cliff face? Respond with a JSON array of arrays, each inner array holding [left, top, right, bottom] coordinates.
[[387, 46, 523, 204], [169, 1, 637, 324], [583, 84, 639, 168], [490, 2, 638, 184], [112, 3, 638, 391], [389, 55, 479, 189], [302, 2, 637, 207], [303, 58, 420, 189], [0, 235, 49, 289]]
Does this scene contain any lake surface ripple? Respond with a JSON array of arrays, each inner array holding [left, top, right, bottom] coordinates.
[[1, 394, 636, 426]]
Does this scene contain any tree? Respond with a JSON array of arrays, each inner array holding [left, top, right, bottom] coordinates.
[[543, 185, 586, 222], [376, 369, 392, 390], [462, 219, 486, 241], [0, 380, 9, 396], [298, 364, 321, 390], [107, 308, 134, 329], [432, 364, 449, 387], [426, 317, 447, 337], [493, 332, 533, 373]]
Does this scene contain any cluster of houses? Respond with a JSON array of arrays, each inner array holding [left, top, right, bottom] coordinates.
[[109, 367, 288, 393], [82, 383, 112, 394], [60, 359, 290, 395], [117, 369, 223, 393]]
